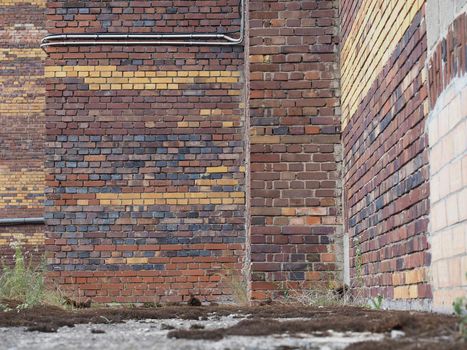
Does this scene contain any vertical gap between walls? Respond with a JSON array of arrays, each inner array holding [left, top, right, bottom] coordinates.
[[242, 0, 252, 304]]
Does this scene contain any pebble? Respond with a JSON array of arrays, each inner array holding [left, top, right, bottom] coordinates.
[[390, 330, 406, 339]]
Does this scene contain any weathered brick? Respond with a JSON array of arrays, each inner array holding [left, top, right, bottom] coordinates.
[[341, 2, 431, 302], [41, 0, 246, 303], [0, 1, 46, 266]]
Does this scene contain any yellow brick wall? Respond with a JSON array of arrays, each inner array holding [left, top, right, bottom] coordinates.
[[0, 232, 44, 246], [0, 0, 46, 5], [340, 0, 425, 127], [92, 191, 245, 206], [45, 66, 241, 91], [0, 167, 44, 209], [0, 0, 46, 259]]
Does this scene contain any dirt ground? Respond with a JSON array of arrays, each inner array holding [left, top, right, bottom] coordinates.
[[0, 301, 465, 349]]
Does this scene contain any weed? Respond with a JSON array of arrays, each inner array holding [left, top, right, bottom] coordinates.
[[280, 236, 371, 308], [142, 302, 161, 308], [0, 243, 64, 310], [218, 270, 249, 305], [276, 279, 351, 307], [291, 286, 343, 307], [278, 281, 291, 302], [0, 244, 45, 309], [370, 294, 383, 310], [452, 297, 467, 341], [349, 236, 371, 306], [353, 237, 364, 289]]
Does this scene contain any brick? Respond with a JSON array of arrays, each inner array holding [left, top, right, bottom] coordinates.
[[0, 1, 46, 268], [249, 0, 341, 301], [341, 1, 432, 302], [4, 0, 455, 308], [37, 0, 248, 303]]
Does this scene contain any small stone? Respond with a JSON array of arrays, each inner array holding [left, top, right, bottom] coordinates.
[[160, 324, 175, 330], [190, 324, 205, 330], [391, 330, 405, 339]]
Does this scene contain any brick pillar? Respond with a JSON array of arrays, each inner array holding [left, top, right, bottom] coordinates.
[[248, 0, 342, 300]]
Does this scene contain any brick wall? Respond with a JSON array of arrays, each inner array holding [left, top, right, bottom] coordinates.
[[4, 0, 464, 309], [0, 0, 46, 265], [341, 1, 432, 307], [44, 0, 247, 303], [41, 0, 343, 303], [248, 0, 341, 300], [427, 9, 467, 108], [426, 8, 467, 312]]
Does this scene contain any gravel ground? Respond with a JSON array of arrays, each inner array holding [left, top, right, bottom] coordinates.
[[0, 316, 385, 350]]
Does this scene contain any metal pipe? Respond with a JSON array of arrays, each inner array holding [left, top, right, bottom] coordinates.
[[42, 33, 235, 42], [0, 217, 45, 226], [42, 40, 242, 47], [41, 0, 244, 49]]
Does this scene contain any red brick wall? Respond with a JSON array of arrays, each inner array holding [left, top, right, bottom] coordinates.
[[0, 0, 343, 304], [248, 0, 342, 300], [45, 1, 246, 303], [428, 12, 467, 107], [0, 1, 46, 266], [3, 1, 453, 309], [341, 4, 432, 303], [3, 1, 445, 309], [40, 0, 343, 303]]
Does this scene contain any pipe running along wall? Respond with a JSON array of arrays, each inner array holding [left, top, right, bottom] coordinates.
[[28, 3, 244, 226], [0, 217, 45, 226], [40, 0, 245, 49]]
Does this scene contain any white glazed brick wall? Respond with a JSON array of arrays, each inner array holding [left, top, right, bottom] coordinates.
[[428, 75, 467, 312]]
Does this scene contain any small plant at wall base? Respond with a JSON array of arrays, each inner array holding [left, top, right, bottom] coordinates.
[[370, 295, 383, 310], [0, 243, 64, 310], [276, 278, 351, 307], [218, 270, 249, 305], [0, 243, 44, 309], [353, 237, 364, 289], [349, 236, 367, 306], [452, 297, 467, 341]]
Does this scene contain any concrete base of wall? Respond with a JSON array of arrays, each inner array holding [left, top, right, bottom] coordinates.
[[383, 299, 433, 313]]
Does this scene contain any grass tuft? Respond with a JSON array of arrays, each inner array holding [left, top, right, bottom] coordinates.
[[0, 243, 64, 310], [453, 297, 467, 341], [219, 270, 249, 305]]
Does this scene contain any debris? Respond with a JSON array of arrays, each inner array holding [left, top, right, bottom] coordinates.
[[188, 296, 202, 307], [161, 323, 175, 330], [64, 297, 92, 309], [390, 330, 405, 339], [91, 329, 106, 334]]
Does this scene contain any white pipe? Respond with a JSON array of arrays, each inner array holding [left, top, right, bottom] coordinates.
[[41, 0, 244, 49]]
